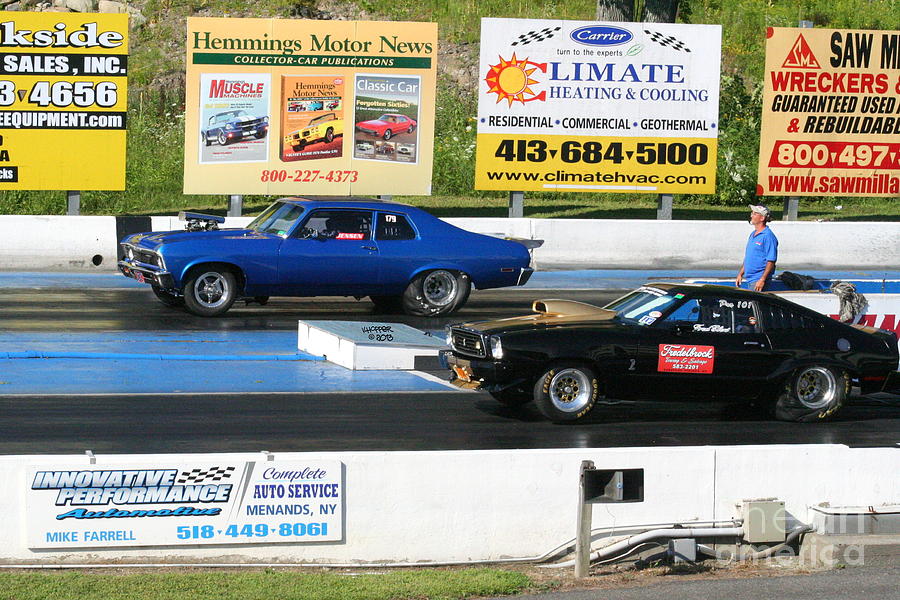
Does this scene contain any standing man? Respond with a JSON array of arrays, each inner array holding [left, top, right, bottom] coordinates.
[[736, 204, 778, 292]]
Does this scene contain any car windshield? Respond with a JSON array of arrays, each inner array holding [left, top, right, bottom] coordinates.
[[247, 201, 305, 236], [604, 287, 681, 325], [309, 113, 334, 125], [217, 110, 248, 122]]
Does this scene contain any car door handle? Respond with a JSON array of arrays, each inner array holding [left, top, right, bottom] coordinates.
[[362, 245, 377, 251]]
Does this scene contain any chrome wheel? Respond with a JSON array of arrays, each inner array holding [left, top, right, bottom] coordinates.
[[795, 366, 837, 410], [422, 270, 458, 307], [548, 368, 593, 414], [192, 271, 231, 309]]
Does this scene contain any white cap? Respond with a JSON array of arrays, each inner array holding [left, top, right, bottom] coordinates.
[[749, 204, 770, 217]]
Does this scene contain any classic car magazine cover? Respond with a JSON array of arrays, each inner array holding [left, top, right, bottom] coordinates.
[[353, 74, 421, 164], [198, 73, 271, 164], [280, 75, 345, 162]]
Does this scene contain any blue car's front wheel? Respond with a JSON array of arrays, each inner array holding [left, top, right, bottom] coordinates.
[[183, 268, 238, 317]]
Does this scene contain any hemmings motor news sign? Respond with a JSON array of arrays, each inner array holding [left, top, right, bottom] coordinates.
[[0, 13, 128, 190], [757, 27, 900, 197], [27, 460, 343, 548], [475, 18, 721, 194], [184, 17, 437, 196]]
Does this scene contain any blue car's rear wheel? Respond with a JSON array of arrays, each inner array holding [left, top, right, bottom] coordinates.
[[401, 270, 470, 317], [183, 268, 237, 317]]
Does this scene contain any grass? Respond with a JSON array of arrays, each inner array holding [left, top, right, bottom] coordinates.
[[0, 567, 534, 600]]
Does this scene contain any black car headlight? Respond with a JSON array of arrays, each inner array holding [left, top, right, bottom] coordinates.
[[489, 336, 503, 359]]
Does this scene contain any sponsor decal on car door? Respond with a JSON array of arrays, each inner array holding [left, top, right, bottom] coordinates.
[[657, 344, 715, 373]]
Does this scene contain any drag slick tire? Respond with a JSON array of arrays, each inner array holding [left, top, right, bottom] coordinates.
[[151, 285, 183, 308], [534, 363, 600, 422], [774, 365, 849, 422], [401, 270, 470, 317], [183, 268, 238, 317]]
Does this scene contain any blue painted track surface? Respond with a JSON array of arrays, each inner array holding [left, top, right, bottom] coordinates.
[[2, 270, 898, 395]]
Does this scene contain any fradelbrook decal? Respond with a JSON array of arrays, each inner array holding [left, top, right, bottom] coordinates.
[[0, 13, 128, 190], [475, 17, 721, 194], [184, 17, 437, 196], [657, 344, 715, 374], [757, 27, 900, 197], [27, 460, 343, 548]]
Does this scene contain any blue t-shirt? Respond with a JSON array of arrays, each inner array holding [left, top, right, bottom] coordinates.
[[743, 227, 778, 282]]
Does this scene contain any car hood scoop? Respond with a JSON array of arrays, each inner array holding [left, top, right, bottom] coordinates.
[[532, 299, 615, 318]]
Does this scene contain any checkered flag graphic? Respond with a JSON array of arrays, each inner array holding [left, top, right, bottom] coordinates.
[[178, 466, 236, 484], [511, 26, 562, 46], [644, 30, 691, 53]]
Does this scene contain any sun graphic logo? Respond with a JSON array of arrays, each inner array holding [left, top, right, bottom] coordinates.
[[484, 53, 547, 106]]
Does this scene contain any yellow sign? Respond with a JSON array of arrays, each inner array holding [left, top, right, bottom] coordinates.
[[0, 13, 128, 190], [758, 27, 900, 197], [184, 17, 437, 195], [475, 18, 721, 194]]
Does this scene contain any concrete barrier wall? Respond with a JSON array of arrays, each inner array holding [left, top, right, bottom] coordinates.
[[0, 215, 896, 272], [446, 218, 900, 271], [0, 445, 896, 564], [0, 216, 118, 271]]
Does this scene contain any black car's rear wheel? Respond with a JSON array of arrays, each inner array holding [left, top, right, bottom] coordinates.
[[151, 285, 183, 308], [533, 363, 600, 423], [774, 365, 849, 422], [401, 270, 470, 317], [183, 269, 238, 317]]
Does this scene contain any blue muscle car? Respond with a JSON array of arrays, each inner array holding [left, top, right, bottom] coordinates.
[[201, 110, 269, 146], [118, 198, 539, 317]]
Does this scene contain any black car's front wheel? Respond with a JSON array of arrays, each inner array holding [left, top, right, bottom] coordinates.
[[183, 268, 238, 317], [151, 285, 183, 308], [774, 365, 849, 422], [401, 270, 470, 317], [533, 363, 600, 423]]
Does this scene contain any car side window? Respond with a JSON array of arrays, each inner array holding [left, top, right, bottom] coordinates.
[[660, 297, 759, 334], [300, 210, 372, 240], [376, 213, 416, 241]]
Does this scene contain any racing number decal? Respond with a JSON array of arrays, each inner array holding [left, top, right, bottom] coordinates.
[[657, 344, 715, 374]]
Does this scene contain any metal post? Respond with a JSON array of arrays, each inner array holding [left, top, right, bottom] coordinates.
[[657, 193, 673, 220], [66, 190, 81, 215], [377, 195, 393, 201], [575, 460, 595, 578], [783, 197, 799, 221], [508, 190, 524, 218], [227, 194, 243, 217]]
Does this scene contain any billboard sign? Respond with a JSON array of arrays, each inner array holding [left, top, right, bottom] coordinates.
[[757, 27, 900, 197], [0, 13, 128, 190], [184, 17, 436, 195], [475, 18, 721, 194], [27, 459, 343, 548]]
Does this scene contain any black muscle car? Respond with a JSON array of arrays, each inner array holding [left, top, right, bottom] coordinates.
[[440, 284, 899, 423]]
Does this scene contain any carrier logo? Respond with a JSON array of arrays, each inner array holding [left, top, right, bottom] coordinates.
[[484, 53, 546, 106], [570, 25, 633, 47]]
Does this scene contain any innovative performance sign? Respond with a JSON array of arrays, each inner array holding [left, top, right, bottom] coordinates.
[[27, 460, 343, 548], [475, 18, 721, 194], [0, 13, 128, 190], [757, 27, 900, 197], [184, 17, 437, 195]]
